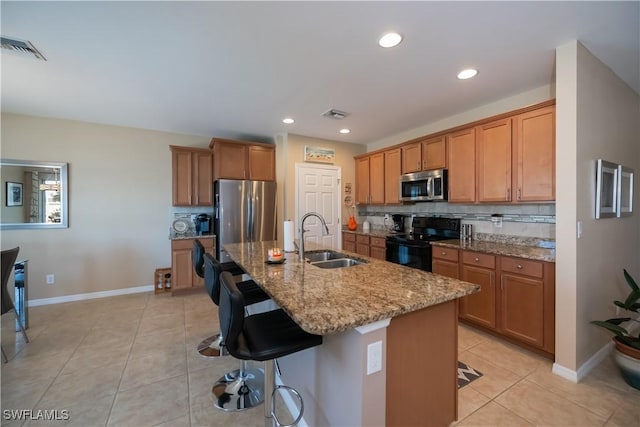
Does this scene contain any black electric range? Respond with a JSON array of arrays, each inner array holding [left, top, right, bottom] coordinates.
[[386, 217, 460, 271]]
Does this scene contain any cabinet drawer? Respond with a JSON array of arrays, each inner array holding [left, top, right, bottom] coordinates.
[[433, 247, 459, 262], [356, 234, 370, 245], [462, 251, 495, 269], [370, 237, 386, 248], [343, 232, 356, 243], [501, 257, 543, 278]]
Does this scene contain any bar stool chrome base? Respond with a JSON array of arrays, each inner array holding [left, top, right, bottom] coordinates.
[[197, 333, 228, 358], [212, 363, 264, 411]]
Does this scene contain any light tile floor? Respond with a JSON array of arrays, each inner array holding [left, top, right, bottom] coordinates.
[[1, 291, 639, 426]]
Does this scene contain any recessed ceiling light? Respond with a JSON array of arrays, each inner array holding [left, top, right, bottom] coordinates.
[[378, 32, 402, 48], [457, 69, 478, 80], [282, 118, 294, 124], [339, 129, 351, 134]]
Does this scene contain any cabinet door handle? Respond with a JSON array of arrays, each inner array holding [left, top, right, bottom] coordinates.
[[517, 188, 521, 201], [506, 188, 510, 201], [417, 160, 420, 170], [474, 257, 479, 262], [517, 264, 523, 269], [442, 251, 446, 255]]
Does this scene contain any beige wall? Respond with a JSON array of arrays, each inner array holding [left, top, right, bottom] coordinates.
[[276, 133, 366, 242], [556, 41, 640, 372], [1, 113, 210, 300], [367, 85, 554, 151]]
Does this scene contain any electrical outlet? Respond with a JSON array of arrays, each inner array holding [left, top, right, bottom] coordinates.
[[367, 341, 382, 375], [46, 274, 55, 285]]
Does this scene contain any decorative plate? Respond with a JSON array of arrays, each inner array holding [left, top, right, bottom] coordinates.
[[172, 218, 190, 233], [344, 195, 354, 207]]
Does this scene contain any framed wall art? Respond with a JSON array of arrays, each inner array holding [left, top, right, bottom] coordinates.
[[595, 159, 618, 219], [6, 181, 23, 207], [617, 165, 634, 217], [304, 146, 335, 164]]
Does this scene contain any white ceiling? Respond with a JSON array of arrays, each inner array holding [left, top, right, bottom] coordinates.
[[1, 1, 638, 145]]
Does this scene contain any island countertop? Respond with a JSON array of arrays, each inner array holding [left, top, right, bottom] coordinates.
[[223, 240, 479, 335]]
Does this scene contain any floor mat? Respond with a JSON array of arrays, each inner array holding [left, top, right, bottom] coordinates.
[[458, 361, 483, 389]]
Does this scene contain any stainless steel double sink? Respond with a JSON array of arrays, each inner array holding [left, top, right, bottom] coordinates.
[[304, 250, 368, 269]]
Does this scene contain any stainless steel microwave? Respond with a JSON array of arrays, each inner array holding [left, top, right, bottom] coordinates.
[[399, 169, 448, 202]]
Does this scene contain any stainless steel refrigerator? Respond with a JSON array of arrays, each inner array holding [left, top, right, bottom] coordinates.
[[214, 179, 277, 263]]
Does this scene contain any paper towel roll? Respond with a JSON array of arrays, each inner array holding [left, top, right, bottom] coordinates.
[[283, 220, 295, 252]]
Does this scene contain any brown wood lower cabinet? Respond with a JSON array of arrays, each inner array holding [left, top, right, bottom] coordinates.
[[342, 232, 387, 260], [433, 246, 555, 356], [171, 237, 214, 293], [356, 234, 370, 256], [342, 232, 356, 252], [432, 247, 459, 278], [499, 257, 555, 353], [460, 252, 497, 329], [370, 236, 386, 260]]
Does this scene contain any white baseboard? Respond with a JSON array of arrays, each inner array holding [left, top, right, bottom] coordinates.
[[552, 340, 614, 383], [27, 285, 154, 307]]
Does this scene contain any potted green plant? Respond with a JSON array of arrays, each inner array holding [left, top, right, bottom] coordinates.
[[591, 269, 640, 390]]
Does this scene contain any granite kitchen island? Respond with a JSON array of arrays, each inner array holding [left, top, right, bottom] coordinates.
[[224, 240, 479, 427]]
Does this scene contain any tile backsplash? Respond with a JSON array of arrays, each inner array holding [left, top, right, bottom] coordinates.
[[358, 203, 555, 239]]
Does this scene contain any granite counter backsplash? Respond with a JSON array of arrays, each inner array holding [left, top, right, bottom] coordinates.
[[431, 239, 555, 262]]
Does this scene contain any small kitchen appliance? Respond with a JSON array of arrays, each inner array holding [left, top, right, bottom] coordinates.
[[399, 169, 448, 202], [194, 213, 212, 236], [391, 214, 404, 232], [386, 216, 460, 271]]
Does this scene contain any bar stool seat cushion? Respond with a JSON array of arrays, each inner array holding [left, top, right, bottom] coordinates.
[[219, 271, 322, 363], [241, 309, 321, 361]]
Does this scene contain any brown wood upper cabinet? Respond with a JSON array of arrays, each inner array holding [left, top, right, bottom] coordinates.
[[477, 118, 512, 202], [170, 145, 213, 206], [401, 135, 447, 174], [384, 148, 402, 204], [513, 106, 555, 201], [210, 138, 275, 181], [447, 127, 476, 203], [355, 152, 384, 204], [476, 105, 555, 203]]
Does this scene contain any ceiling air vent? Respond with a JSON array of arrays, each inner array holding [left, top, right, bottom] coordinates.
[[322, 108, 349, 120], [1, 36, 46, 61]]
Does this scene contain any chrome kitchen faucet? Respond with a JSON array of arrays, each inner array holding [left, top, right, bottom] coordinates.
[[298, 212, 330, 262]]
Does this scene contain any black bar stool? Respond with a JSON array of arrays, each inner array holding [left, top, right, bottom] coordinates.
[[194, 239, 247, 358], [1, 247, 29, 363], [214, 271, 322, 423]]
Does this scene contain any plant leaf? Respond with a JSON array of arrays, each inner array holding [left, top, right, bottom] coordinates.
[[624, 269, 639, 292], [590, 320, 629, 336], [624, 289, 640, 310], [605, 318, 632, 325]]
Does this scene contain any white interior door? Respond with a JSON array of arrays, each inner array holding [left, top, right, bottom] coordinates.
[[295, 163, 341, 249]]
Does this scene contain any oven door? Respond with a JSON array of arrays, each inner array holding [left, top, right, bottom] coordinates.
[[386, 239, 432, 271]]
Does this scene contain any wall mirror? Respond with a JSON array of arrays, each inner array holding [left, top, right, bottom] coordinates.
[[0, 159, 68, 229]]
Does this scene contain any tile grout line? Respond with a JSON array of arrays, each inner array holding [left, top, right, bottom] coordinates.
[[103, 293, 150, 427], [183, 295, 194, 427], [24, 305, 99, 420]]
